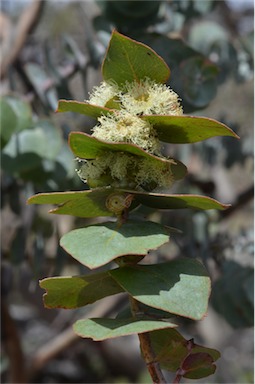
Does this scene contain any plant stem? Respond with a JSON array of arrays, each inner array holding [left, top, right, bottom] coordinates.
[[173, 373, 182, 384], [129, 296, 167, 384]]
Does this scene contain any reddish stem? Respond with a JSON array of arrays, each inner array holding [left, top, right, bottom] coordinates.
[[129, 296, 167, 384]]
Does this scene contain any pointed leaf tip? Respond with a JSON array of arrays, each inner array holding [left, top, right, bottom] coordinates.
[[142, 115, 240, 144], [102, 30, 170, 86]]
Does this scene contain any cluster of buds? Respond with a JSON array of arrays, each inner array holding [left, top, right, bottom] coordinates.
[[77, 77, 183, 191]]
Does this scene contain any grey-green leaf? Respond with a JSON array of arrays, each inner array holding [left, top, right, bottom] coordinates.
[[73, 317, 177, 341], [110, 258, 211, 320], [60, 220, 170, 269]]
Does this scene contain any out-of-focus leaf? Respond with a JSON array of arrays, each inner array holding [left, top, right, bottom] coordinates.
[[0, 96, 33, 148], [40, 271, 124, 308], [110, 258, 211, 320], [2, 119, 63, 176], [6, 97, 33, 132], [10, 227, 26, 264], [2, 120, 62, 161], [36, 120, 63, 160], [32, 215, 54, 238], [180, 56, 219, 108], [102, 30, 170, 87], [60, 220, 170, 269], [1, 152, 42, 174], [137, 33, 199, 74], [243, 274, 254, 306], [1, 99, 17, 148], [172, 0, 216, 18], [188, 21, 228, 55], [211, 261, 254, 328], [55, 142, 77, 179], [102, 1, 161, 30], [24, 63, 58, 110], [69, 132, 187, 181], [73, 317, 177, 341], [142, 115, 239, 143], [209, 40, 238, 83]]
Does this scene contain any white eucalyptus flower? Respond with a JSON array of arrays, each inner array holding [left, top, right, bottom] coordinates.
[[119, 78, 183, 116], [76, 152, 175, 191], [86, 81, 119, 107], [92, 110, 160, 154]]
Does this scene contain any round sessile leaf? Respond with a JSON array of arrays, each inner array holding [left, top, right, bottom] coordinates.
[[110, 258, 211, 320], [60, 220, 171, 269], [73, 317, 177, 341]]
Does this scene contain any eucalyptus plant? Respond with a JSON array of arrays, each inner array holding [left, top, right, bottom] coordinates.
[[27, 31, 239, 383]]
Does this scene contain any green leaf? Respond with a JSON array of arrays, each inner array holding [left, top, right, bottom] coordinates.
[[0, 98, 17, 147], [180, 56, 219, 108], [60, 220, 170, 269], [57, 100, 114, 118], [188, 20, 228, 55], [131, 191, 230, 210], [110, 258, 210, 320], [27, 188, 115, 217], [2, 120, 62, 176], [0, 96, 33, 147], [24, 63, 58, 110], [150, 328, 220, 378], [2, 120, 62, 162], [27, 188, 229, 217], [73, 317, 177, 341], [116, 303, 174, 320], [142, 115, 239, 143], [40, 271, 124, 309], [211, 261, 254, 328], [69, 132, 187, 181], [103, 1, 161, 30], [182, 353, 216, 379], [102, 30, 170, 87], [151, 328, 187, 371]]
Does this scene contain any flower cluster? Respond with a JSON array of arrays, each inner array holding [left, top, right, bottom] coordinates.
[[92, 111, 160, 154], [78, 78, 183, 191], [77, 152, 175, 191], [87, 78, 183, 116]]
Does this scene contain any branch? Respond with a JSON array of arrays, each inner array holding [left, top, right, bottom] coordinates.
[[1, 299, 27, 383], [27, 295, 126, 380], [0, 0, 44, 78], [220, 185, 254, 219], [129, 296, 167, 384]]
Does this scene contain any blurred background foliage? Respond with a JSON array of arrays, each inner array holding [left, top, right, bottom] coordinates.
[[0, 1, 254, 383]]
